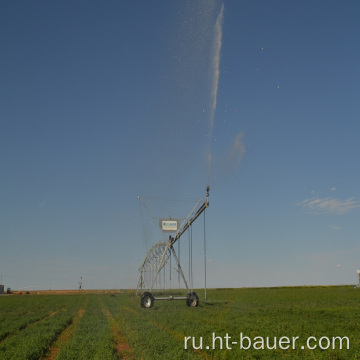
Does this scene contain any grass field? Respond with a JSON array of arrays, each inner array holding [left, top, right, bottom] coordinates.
[[0, 286, 359, 359]]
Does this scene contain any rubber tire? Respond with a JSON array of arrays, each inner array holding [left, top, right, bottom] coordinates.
[[141, 292, 154, 308], [186, 292, 199, 307]]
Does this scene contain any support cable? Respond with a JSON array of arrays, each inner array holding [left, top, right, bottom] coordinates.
[[190, 224, 193, 292], [188, 229, 191, 290], [204, 209, 207, 302], [178, 240, 180, 289], [170, 250, 172, 290]]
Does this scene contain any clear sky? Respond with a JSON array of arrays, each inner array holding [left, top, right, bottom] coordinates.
[[1, 0, 360, 290]]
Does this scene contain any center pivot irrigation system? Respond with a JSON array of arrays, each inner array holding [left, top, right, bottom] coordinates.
[[137, 186, 210, 308]]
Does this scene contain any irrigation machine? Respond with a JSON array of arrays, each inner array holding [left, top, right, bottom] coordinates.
[[355, 270, 360, 288], [137, 186, 210, 308]]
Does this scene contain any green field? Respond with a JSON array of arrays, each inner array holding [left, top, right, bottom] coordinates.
[[0, 286, 359, 359]]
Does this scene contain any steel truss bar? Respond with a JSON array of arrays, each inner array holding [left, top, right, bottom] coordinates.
[[171, 186, 209, 245], [170, 244, 189, 290]]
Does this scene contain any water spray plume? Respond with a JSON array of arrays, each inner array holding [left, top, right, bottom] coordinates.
[[227, 132, 246, 170], [207, 2, 224, 184], [209, 2, 224, 138]]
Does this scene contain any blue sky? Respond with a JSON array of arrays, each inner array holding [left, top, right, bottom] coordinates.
[[1, 1, 359, 291]]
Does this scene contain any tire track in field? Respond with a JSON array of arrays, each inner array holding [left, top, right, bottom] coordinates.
[[123, 306, 139, 315], [100, 302, 136, 359], [41, 300, 87, 360]]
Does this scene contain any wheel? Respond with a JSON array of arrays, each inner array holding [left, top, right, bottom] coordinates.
[[141, 292, 154, 308], [186, 292, 199, 307]]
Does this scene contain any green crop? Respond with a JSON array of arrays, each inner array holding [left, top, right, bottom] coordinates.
[[55, 296, 115, 360], [0, 295, 83, 359], [0, 286, 359, 359]]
